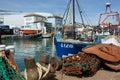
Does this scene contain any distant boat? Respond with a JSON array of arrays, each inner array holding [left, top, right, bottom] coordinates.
[[97, 3, 120, 37], [92, 3, 120, 44], [54, 0, 93, 58], [0, 25, 13, 35], [19, 25, 42, 35]]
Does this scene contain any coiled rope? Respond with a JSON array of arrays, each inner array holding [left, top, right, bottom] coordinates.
[[24, 63, 51, 80]]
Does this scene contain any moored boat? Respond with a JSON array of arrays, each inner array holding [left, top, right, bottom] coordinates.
[[97, 3, 120, 37], [54, 0, 93, 58], [92, 3, 120, 44], [54, 37, 92, 57], [19, 25, 42, 35]]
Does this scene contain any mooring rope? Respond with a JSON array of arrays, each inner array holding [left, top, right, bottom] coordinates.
[[36, 63, 51, 78]]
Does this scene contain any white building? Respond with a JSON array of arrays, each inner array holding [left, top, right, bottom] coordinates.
[[47, 15, 63, 27], [4, 14, 25, 28], [34, 12, 63, 27], [21, 13, 46, 34], [24, 14, 46, 28], [0, 12, 63, 29]]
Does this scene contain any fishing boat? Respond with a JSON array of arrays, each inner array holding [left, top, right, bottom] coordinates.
[[54, 0, 93, 58], [96, 3, 120, 37], [0, 25, 13, 35], [19, 25, 42, 35], [93, 3, 120, 44]]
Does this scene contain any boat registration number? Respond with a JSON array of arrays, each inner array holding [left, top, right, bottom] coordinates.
[[61, 43, 74, 48]]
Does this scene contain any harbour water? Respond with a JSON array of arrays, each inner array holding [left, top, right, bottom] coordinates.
[[2, 37, 56, 71]]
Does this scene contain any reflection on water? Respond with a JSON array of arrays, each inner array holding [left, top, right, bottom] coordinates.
[[2, 38, 56, 71]]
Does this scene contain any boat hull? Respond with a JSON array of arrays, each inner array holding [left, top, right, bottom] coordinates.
[[19, 29, 42, 35], [23, 30, 42, 35], [54, 37, 91, 58]]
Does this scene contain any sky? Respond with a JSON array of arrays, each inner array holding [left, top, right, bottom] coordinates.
[[0, 0, 120, 25]]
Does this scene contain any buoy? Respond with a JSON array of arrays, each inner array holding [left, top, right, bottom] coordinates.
[[24, 56, 39, 80]]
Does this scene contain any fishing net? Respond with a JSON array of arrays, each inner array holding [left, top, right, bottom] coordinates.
[[0, 57, 26, 80], [62, 52, 101, 77]]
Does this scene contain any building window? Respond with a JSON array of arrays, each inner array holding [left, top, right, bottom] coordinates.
[[26, 17, 32, 21]]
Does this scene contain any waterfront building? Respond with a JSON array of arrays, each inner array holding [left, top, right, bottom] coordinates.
[[35, 12, 63, 28], [0, 11, 63, 28], [47, 15, 63, 27], [3, 13, 27, 28]]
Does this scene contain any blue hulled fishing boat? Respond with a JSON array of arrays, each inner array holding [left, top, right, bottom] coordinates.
[[54, 0, 93, 58], [54, 37, 92, 57]]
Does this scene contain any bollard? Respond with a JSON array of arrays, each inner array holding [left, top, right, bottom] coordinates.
[[24, 56, 39, 80], [38, 54, 52, 79], [39, 54, 50, 66]]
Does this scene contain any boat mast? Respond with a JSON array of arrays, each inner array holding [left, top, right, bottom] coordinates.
[[62, 0, 85, 39], [62, 0, 72, 38], [73, 0, 76, 39], [73, 0, 85, 39]]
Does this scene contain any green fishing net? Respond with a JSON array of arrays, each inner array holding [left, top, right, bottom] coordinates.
[[0, 57, 26, 80]]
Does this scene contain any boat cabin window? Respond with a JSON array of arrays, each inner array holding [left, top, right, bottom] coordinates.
[[21, 26, 31, 29]]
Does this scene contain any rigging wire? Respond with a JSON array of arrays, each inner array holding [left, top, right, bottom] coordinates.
[[62, 0, 72, 25], [81, 7, 93, 26], [63, 0, 93, 26], [76, 0, 93, 27], [76, 0, 85, 27]]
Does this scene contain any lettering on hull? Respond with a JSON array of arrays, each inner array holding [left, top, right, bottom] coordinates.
[[61, 43, 74, 48]]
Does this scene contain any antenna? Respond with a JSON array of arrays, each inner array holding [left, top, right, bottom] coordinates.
[[105, 3, 112, 13]]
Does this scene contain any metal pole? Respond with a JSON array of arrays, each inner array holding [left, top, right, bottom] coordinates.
[[0, 28, 2, 44], [62, 0, 72, 38], [73, 0, 76, 39]]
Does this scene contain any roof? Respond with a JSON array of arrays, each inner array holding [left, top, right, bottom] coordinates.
[[24, 14, 46, 18], [34, 20, 45, 23], [48, 15, 63, 19]]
